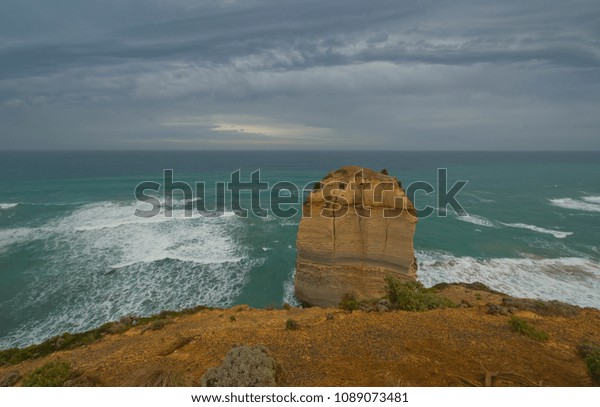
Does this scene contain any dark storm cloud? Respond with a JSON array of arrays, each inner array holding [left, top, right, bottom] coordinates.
[[1, 0, 599, 150]]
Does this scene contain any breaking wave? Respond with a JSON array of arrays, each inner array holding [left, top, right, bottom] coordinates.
[[500, 223, 573, 239], [0, 200, 255, 349], [550, 196, 600, 213], [417, 251, 600, 308]]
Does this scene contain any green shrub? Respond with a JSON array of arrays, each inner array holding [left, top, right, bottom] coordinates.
[[229, 315, 236, 322], [585, 349, 600, 386], [282, 303, 291, 310], [21, 361, 76, 387], [339, 293, 360, 311], [201, 345, 282, 387], [285, 319, 299, 330], [384, 277, 455, 311], [578, 342, 600, 385], [508, 317, 549, 341], [585, 350, 600, 385]]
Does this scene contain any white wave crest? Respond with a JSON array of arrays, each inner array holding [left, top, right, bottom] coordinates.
[[51, 201, 244, 268], [282, 268, 300, 307], [0, 200, 254, 348], [582, 196, 600, 204], [417, 251, 600, 308], [549, 198, 600, 213], [0, 203, 19, 210], [500, 222, 573, 239], [0, 228, 38, 253], [455, 213, 497, 228]]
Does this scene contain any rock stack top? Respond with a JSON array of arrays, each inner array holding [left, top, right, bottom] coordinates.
[[295, 166, 418, 307]]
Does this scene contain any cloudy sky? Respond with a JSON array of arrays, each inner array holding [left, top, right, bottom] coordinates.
[[1, 0, 599, 150]]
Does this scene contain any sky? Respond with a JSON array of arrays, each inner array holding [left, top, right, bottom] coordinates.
[[0, 0, 599, 150]]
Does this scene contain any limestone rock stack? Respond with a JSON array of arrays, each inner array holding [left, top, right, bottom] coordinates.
[[295, 166, 418, 307]]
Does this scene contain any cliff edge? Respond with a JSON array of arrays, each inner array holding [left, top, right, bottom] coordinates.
[[295, 166, 418, 307]]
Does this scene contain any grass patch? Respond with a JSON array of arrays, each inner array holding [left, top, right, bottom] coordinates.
[[0, 371, 21, 387], [339, 293, 360, 311], [432, 281, 504, 295], [21, 361, 77, 387], [578, 342, 600, 385], [385, 277, 456, 311], [585, 350, 600, 385], [502, 297, 579, 317], [508, 316, 549, 341], [140, 319, 172, 334], [0, 305, 211, 366], [285, 319, 299, 331]]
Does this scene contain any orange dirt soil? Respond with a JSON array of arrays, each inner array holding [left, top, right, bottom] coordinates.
[[2, 286, 599, 387]]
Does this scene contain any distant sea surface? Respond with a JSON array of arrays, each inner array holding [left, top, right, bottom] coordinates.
[[1, 150, 599, 348]]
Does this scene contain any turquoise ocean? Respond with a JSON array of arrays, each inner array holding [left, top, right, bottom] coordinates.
[[0, 151, 599, 349]]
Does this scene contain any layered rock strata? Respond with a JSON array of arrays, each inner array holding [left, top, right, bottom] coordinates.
[[295, 166, 418, 307]]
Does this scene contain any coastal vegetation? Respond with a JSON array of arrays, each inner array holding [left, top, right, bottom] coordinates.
[[384, 277, 456, 311], [578, 342, 600, 385], [0, 305, 211, 366], [21, 361, 76, 387], [508, 316, 549, 341], [285, 318, 299, 330], [1, 283, 598, 387], [339, 293, 361, 311], [201, 345, 282, 387]]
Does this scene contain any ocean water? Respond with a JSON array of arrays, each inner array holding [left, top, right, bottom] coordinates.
[[0, 151, 599, 349]]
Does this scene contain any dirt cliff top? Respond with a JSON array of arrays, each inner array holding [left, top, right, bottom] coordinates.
[[1, 285, 599, 387]]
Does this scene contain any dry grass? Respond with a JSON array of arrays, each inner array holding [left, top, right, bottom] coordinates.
[[125, 367, 189, 387], [158, 335, 195, 356]]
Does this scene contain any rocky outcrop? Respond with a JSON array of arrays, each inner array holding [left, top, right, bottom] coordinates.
[[200, 345, 282, 387], [295, 166, 418, 307]]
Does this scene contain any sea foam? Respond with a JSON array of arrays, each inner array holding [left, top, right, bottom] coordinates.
[[0, 200, 256, 349], [582, 196, 600, 204], [417, 251, 600, 308], [500, 222, 573, 239], [455, 213, 497, 228], [282, 268, 300, 307], [550, 197, 600, 213]]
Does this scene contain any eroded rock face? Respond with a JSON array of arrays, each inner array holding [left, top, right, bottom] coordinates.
[[295, 166, 418, 307]]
